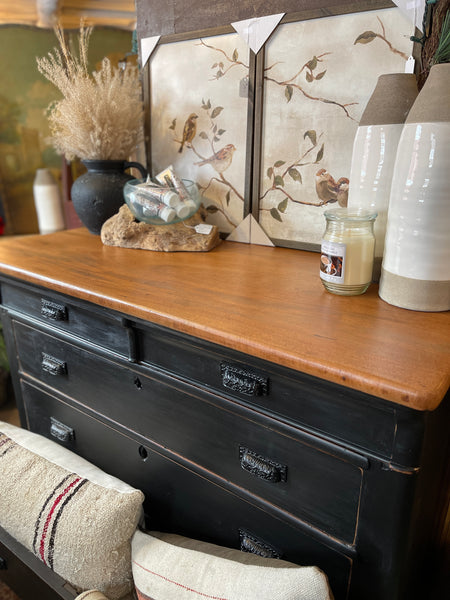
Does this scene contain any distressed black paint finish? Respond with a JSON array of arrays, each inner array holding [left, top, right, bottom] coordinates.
[[0, 274, 449, 600]]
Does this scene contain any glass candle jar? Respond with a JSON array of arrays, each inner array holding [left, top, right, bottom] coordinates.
[[320, 208, 377, 296]]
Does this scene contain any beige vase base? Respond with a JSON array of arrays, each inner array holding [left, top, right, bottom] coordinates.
[[379, 268, 450, 312]]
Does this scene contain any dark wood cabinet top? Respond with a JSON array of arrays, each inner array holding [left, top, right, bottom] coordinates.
[[0, 228, 448, 410]]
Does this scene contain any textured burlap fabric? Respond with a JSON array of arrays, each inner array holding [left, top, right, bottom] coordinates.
[[132, 530, 334, 600], [0, 421, 144, 599]]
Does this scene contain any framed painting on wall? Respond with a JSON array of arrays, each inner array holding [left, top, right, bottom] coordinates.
[[147, 30, 253, 234], [255, 6, 415, 250]]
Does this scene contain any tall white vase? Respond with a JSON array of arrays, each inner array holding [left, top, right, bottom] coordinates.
[[33, 168, 65, 235], [347, 73, 418, 281], [379, 64, 450, 311]]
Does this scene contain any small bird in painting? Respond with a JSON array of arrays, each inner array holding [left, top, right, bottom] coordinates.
[[194, 144, 236, 173], [315, 169, 349, 207], [179, 113, 198, 153]]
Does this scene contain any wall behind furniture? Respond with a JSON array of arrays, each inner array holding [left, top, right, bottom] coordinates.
[[0, 26, 134, 235]]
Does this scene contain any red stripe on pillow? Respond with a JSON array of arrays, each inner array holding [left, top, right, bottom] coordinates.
[[39, 477, 82, 564], [133, 560, 230, 600]]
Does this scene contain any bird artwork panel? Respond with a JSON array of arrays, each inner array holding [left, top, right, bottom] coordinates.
[[258, 7, 414, 249], [148, 32, 250, 233]]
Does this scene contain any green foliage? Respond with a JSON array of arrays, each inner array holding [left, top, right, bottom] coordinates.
[[433, 11, 450, 65]]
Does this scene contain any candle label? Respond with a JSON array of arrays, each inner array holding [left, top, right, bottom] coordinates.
[[320, 240, 345, 283]]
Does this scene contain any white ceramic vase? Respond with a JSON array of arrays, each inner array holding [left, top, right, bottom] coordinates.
[[379, 64, 450, 311], [347, 73, 418, 281]]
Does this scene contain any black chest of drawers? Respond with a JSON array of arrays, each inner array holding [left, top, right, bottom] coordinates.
[[0, 274, 448, 600]]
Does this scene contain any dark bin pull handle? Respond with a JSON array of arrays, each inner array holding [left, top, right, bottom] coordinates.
[[239, 446, 287, 483], [0, 557, 7, 570], [50, 417, 75, 443], [220, 363, 269, 397], [41, 299, 68, 322], [239, 529, 281, 559], [42, 353, 67, 376]]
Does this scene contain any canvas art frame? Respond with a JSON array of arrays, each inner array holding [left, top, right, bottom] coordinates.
[[140, 0, 416, 248], [143, 27, 256, 234]]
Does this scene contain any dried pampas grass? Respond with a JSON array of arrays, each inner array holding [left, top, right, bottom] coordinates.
[[37, 24, 144, 161]]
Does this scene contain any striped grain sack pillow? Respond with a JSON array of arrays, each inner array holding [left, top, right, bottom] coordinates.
[[0, 421, 144, 600], [132, 530, 334, 600]]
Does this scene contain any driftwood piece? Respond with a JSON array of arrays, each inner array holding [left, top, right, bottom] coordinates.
[[101, 204, 221, 252]]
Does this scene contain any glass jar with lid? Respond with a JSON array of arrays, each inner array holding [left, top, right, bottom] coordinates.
[[320, 208, 377, 296]]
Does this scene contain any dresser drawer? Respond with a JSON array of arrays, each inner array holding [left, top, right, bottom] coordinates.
[[135, 322, 397, 460], [15, 321, 364, 545], [2, 281, 130, 357], [21, 380, 352, 600]]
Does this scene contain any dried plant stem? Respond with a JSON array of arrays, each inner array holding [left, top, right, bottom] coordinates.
[[37, 24, 144, 161]]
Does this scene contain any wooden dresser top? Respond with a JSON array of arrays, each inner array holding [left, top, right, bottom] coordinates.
[[0, 228, 448, 411]]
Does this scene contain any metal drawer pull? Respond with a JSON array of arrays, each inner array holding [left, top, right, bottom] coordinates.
[[41, 299, 68, 322], [239, 446, 287, 483], [220, 363, 269, 396], [239, 529, 281, 559], [0, 557, 7, 570], [42, 353, 67, 376], [50, 417, 75, 443]]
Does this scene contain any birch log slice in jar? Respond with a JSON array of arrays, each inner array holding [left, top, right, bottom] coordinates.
[[320, 208, 377, 296]]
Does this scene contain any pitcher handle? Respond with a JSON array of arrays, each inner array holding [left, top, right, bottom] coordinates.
[[124, 161, 148, 179]]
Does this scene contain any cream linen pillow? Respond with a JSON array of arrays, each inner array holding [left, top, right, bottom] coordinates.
[[132, 530, 334, 600], [0, 421, 144, 599]]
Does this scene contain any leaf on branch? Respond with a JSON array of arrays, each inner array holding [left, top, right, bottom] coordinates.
[[213, 136, 220, 142], [211, 106, 224, 118], [306, 71, 314, 82], [315, 70, 327, 80], [206, 205, 219, 213], [219, 62, 224, 68], [307, 56, 318, 70], [278, 198, 288, 213], [232, 49, 239, 62], [169, 118, 176, 130], [218, 129, 226, 135], [274, 175, 285, 187], [288, 168, 302, 183], [267, 167, 274, 179], [226, 191, 231, 206], [216, 70, 224, 78], [285, 85, 293, 102], [212, 63, 218, 68], [270, 207, 283, 222], [354, 31, 377, 45], [274, 160, 286, 167], [304, 130, 317, 145], [315, 143, 324, 163], [199, 131, 208, 139]]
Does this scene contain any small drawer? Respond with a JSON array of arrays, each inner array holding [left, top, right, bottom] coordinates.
[[136, 322, 397, 460], [2, 281, 130, 357], [21, 381, 352, 600], [15, 321, 363, 545]]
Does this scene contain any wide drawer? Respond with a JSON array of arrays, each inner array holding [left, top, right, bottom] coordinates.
[[15, 321, 364, 545], [21, 380, 353, 600], [135, 322, 397, 460], [1, 281, 131, 357]]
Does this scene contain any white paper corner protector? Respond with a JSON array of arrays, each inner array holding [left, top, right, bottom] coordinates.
[[231, 13, 285, 54]]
